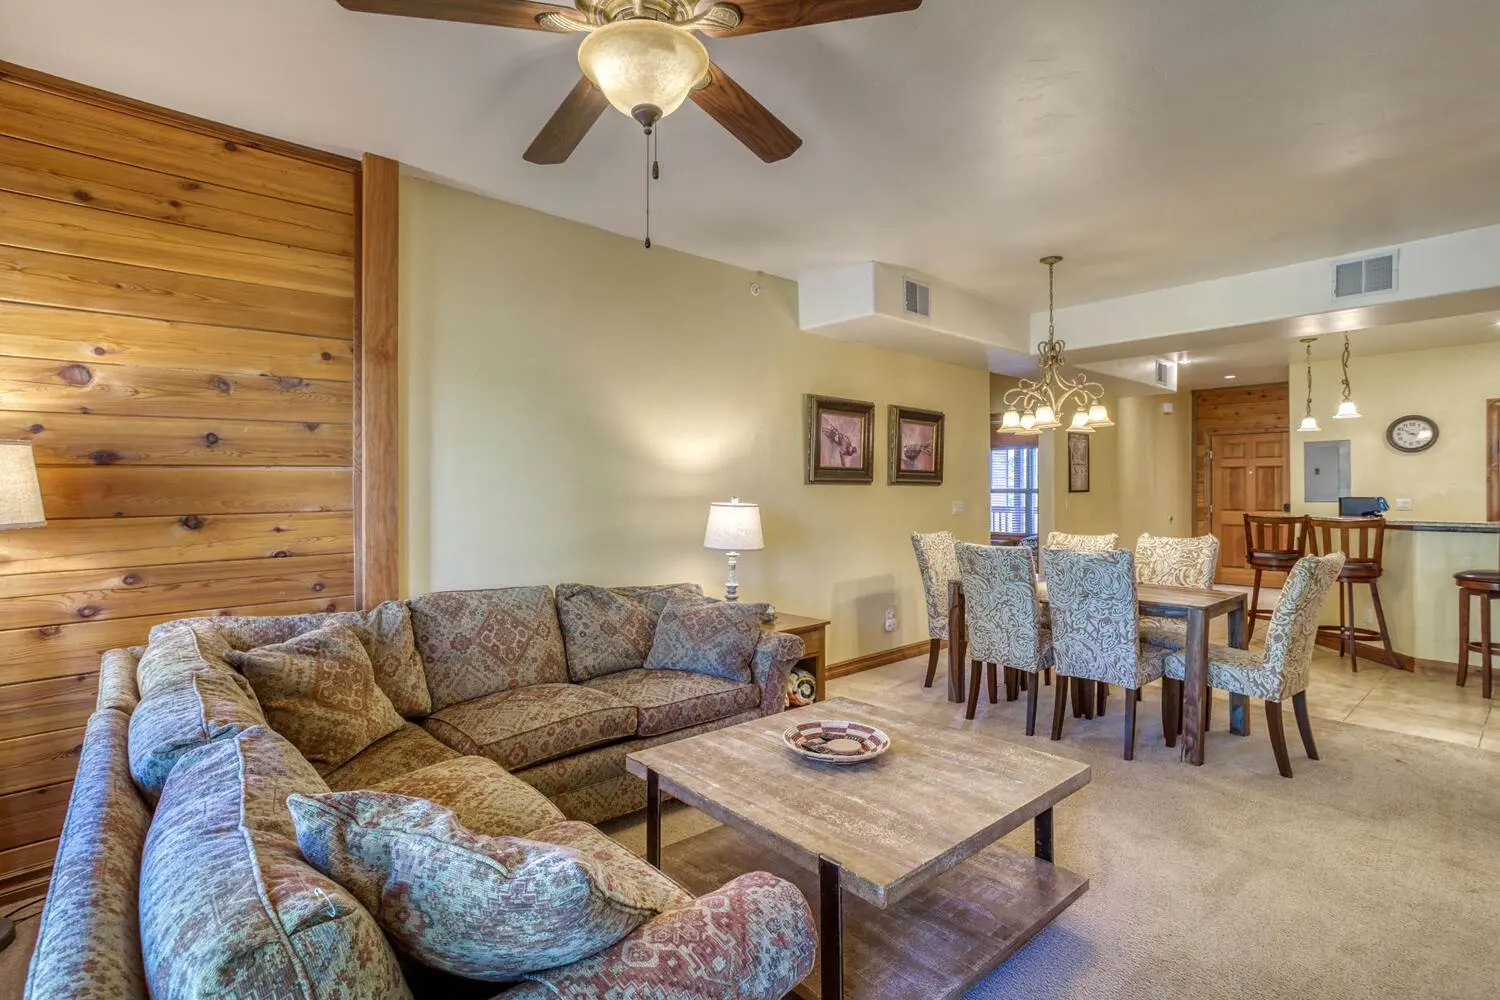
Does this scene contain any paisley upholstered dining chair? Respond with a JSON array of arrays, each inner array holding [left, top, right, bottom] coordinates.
[[911, 531, 959, 688], [1042, 548, 1169, 760], [1136, 533, 1221, 650], [955, 543, 1052, 732], [1164, 552, 1345, 777], [1045, 530, 1119, 553]]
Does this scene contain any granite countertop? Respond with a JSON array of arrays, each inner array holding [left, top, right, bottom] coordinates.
[[1385, 520, 1500, 534]]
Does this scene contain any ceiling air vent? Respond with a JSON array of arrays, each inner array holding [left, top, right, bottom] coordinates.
[[1153, 359, 1178, 391], [1333, 251, 1398, 299], [903, 278, 931, 318]]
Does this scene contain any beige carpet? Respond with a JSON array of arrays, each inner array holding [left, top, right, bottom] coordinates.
[[610, 668, 1500, 1000]]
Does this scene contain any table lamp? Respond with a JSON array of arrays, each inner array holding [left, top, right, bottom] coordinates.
[[703, 497, 763, 602], [0, 440, 44, 950]]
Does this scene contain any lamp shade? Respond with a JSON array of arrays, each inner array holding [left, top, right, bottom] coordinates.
[[703, 498, 764, 552], [578, 19, 709, 124], [0, 440, 45, 529]]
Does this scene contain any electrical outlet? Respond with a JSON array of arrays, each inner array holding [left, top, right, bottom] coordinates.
[[951, 500, 965, 515], [883, 607, 899, 633], [1394, 498, 1413, 511], [1364, 609, 1374, 626]]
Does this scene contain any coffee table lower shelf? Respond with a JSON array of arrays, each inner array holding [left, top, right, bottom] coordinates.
[[661, 825, 1089, 1000]]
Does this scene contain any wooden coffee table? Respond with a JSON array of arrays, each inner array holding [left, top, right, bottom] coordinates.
[[625, 698, 1091, 1000]]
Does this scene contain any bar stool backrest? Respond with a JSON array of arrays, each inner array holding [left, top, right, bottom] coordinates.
[[1243, 514, 1309, 560], [1306, 516, 1386, 569]]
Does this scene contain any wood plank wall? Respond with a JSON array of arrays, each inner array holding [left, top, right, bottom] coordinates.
[[1190, 383, 1290, 536], [0, 62, 362, 905]]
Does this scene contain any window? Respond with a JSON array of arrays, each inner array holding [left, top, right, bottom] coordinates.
[[991, 441, 1039, 540]]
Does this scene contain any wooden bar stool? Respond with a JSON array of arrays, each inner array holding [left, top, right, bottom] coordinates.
[[1455, 570, 1500, 699], [1243, 514, 1309, 643], [1308, 516, 1398, 672]]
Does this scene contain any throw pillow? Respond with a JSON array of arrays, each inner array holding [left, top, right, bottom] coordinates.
[[287, 791, 663, 981], [644, 594, 768, 684], [226, 623, 406, 773], [555, 584, 699, 682]]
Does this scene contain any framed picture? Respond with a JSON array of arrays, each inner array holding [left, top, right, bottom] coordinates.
[[1067, 432, 1091, 493], [888, 406, 945, 485], [804, 394, 875, 484]]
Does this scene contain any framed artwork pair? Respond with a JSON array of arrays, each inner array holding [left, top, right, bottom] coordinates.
[[803, 394, 944, 485]]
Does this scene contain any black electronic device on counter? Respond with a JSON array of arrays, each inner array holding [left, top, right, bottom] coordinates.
[[1338, 496, 1389, 517]]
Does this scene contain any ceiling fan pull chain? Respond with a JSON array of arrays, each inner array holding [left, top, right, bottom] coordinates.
[[643, 127, 652, 249]]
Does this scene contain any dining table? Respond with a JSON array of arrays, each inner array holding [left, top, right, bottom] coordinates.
[[945, 579, 1249, 766]]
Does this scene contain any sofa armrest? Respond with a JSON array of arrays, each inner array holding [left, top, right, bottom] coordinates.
[[507, 872, 815, 1000], [752, 631, 804, 716]]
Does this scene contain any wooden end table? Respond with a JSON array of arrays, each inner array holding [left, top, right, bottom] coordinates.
[[627, 698, 1091, 999], [765, 613, 830, 703]]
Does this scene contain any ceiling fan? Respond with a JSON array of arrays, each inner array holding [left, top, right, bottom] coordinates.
[[336, 1, 924, 165]]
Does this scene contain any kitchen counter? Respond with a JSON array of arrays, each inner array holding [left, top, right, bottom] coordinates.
[[1385, 520, 1499, 534]]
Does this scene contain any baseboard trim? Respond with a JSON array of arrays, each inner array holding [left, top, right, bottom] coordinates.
[[828, 639, 941, 680], [1313, 633, 1460, 675]]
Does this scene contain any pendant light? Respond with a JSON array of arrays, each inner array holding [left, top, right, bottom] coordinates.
[[999, 257, 1112, 434], [1333, 333, 1361, 419], [1297, 338, 1321, 433]]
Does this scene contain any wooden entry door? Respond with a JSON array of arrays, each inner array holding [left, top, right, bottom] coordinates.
[[1211, 432, 1290, 585]]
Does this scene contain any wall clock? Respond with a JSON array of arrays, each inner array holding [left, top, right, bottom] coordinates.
[[1386, 415, 1439, 453]]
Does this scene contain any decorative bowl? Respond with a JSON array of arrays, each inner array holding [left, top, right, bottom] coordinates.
[[782, 720, 891, 765]]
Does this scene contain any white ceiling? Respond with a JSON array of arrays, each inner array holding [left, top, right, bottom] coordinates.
[[4, 0, 1500, 311]]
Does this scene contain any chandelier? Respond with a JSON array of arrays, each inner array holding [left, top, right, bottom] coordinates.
[[1000, 256, 1113, 435]]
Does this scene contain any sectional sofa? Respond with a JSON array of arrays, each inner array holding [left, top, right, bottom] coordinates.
[[25, 584, 816, 998]]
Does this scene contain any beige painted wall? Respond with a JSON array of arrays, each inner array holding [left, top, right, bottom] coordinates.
[[1288, 341, 1500, 662], [990, 375, 1193, 547], [400, 177, 990, 663]]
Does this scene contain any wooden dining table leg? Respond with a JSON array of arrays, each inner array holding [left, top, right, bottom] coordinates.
[[1227, 599, 1251, 737], [946, 581, 966, 704], [1180, 609, 1210, 765]]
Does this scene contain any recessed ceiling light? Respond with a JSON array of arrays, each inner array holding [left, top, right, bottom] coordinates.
[[1223, 374, 1238, 380]]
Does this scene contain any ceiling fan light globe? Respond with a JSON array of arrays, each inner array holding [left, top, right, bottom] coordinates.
[[578, 19, 709, 123]]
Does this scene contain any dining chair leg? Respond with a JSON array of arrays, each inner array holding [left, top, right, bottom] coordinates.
[[1265, 699, 1293, 778], [1070, 677, 1085, 718], [923, 638, 941, 688], [1005, 666, 1020, 703], [1025, 674, 1040, 736], [1337, 582, 1348, 657], [1020, 671, 1029, 692], [965, 660, 983, 721], [1291, 691, 1319, 760], [987, 663, 999, 705], [1096, 683, 1109, 717], [1122, 688, 1139, 761], [1050, 673, 1069, 740], [1203, 691, 1212, 732], [1457, 589, 1471, 688], [1044, 668, 1053, 687], [1081, 680, 1097, 720], [1247, 566, 1264, 644], [1162, 678, 1181, 748]]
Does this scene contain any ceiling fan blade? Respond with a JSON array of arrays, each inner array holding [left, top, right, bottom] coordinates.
[[702, 0, 923, 37], [334, 0, 570, 30], [690, 63, 803, 162], [524, 77, 609, 164]]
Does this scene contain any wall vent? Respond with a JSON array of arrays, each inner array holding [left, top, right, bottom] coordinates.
[[903, 278, 931, 318], [1152, 359, 1178, 391], [1333, 251, 1398, 298]]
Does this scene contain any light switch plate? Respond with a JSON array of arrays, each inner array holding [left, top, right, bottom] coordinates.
[[1394, 498, 1413, 510], [951, 500, 965, 515]]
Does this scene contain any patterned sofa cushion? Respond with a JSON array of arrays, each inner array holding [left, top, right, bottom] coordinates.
[[140, 727, 410, 1000], [583, 669, 761, 738], [288, 791, 667, 982], [423, 684, 637, 771], [529, 819, 692, 912], [148, 603, 431, 718], [370, 756, 565, 837], [127, 633, 266, 801], [24, 709, 150, 1000], [408, 587, 569, 711], [227, 623, 408, 773], [323, 723, 460, 792], [555, 583, 701, 682], [645, 594, 767, 684]]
